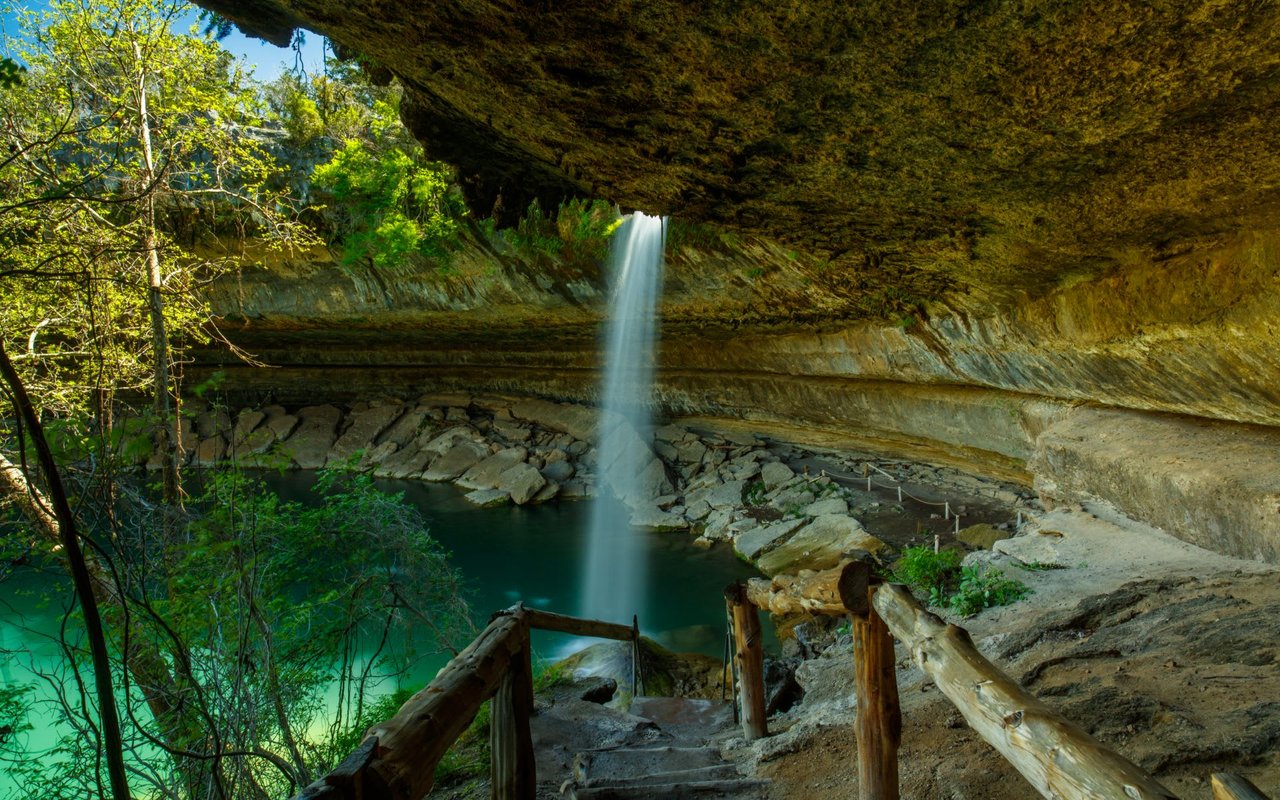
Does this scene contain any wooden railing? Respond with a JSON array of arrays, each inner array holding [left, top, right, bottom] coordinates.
[[726, 562, 1274, 800], [293, 604, 641, 800]]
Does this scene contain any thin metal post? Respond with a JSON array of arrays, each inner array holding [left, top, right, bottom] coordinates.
[[897, 485, 903, 502]]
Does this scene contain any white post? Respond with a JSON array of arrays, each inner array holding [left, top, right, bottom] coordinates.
[[954, 516, 960, 534], [897, 485, 903, 502], [944, 501, 950, 520], [867, 476, 871, 492], [933, 532, 940, 553]]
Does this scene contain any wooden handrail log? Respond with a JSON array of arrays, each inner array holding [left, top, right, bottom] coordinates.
[[872, 583, 1179, 800], [296, 607, 529, 800], [1212, 773, 1271, 799], [523, 608, 637, 641]]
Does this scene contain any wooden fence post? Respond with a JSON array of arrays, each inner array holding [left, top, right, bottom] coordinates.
[[725, 582, 767, 741], [490, 633, 535, 800], [842, 562, 901, 800]]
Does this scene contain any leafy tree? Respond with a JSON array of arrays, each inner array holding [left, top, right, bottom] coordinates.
[[313, 139, 463, 266]]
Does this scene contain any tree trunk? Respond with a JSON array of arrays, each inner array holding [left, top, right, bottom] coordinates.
[[133, 40, 181, 511], [0, 343, 131, 800]]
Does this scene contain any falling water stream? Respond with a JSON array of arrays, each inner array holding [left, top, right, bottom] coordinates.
[[580, 212, 666, 625]]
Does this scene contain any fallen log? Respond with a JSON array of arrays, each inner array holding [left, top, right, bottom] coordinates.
[[523, 608, 636, 641], [872, 583, 1178, 800]]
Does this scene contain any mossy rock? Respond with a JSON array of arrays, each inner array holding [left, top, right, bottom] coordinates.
[[956, 523, 1009, 551]]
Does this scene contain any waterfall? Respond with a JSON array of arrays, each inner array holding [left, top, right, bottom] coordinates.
[[580, 212, 666, 625]]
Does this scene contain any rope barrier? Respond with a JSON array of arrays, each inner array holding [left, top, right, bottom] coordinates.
[[805, 462, 1041, 540]]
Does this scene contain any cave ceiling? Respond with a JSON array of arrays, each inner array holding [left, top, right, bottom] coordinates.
[[200, 0, 1280, 307]]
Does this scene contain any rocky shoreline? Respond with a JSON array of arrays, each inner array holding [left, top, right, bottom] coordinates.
[[159, 393, 1036, 577]]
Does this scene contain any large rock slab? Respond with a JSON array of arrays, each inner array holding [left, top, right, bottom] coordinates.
[[756, 514, 886, 575], [282, 405, 341, 469], [760, 461, 795, 490], [423, 439, 489, 481], [734, 518, 807, 561], [327, 402, 404, 467], [457, 447, 528, 490], [495, 462, 546, 505], [376, 404, 432, 446]]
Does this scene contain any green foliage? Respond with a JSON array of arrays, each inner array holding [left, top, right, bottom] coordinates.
[[1015, 560, 1067, 572], [947, 566, 1032, 617], [891, 546, 1031, 617], [892, 546, 963, 607], [0, 57, 25, 88], [743, 480, 767, 506], [497, 198, 621, 263], [313, 139, 463, 267]]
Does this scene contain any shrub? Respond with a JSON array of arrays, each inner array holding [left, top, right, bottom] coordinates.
[[891, 546, 1030, 617]]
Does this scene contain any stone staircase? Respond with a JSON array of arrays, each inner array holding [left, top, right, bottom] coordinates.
[[552, 696, 769, 799]]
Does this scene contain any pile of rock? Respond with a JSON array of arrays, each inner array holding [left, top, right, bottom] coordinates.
[[161, 394, 1016, 576]]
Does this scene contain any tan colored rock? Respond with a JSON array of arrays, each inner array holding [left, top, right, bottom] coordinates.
[[957, 523, 1009, 550], [422, 439, 489, 481], [756, 515, 886, 575], [457, 447, 528, 490], [496, 462, 546, 505], [283, 405, 342, 469], [327, 402, 404, 467]]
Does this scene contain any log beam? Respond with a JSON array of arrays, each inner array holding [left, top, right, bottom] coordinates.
[[295, 606, 531, 800], [725, 582, 768, 741], [523, 607, 636, 641], [872, 583, 1178, 800], [849, 566, 900, 800], [491, 641, 535, 800]]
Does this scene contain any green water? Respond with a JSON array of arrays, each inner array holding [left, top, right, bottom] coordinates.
[[0, 476, 762, 795]]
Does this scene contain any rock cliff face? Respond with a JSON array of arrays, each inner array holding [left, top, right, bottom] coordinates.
[[190, 1, 1280, 563]]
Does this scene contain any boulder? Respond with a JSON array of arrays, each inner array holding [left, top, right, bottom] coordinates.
[[540, 459, 575, 483], [464, 488, 510, 507], [327, 402, 405, 467], [756, 515, 886, 575], [357, 441, 398, 469], [421, 425, 478, 456], [493, 420, 533, 443], [803, 497, 849, 517], [422, 439, 490, 481], [734, 518, 808, 561], [264, 409, 299, 440], [374, 442, 433, 479], [237, 427, 277, 456], [760, 461, 795, 490], [531, 481, 560, 504], [283, 405, 342, 469], [957, 523, 1009, 550], [193, 435, 226, 467], [705, 479, 747, 510], [232, 409, 265, 445], [377, 404, 432, 446], [674, 439, 707, 464], [632, 457, 673, 502], [195, 409, 231, 439], [629, 505, 689, 531], [495, 462, 546, 505], [509, 398, 600, 441], [457, 447, 529, 490], [653, 440, 679, 461], [560, 480, 595, 499]]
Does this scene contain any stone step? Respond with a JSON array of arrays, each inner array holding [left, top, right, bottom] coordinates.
[[628, 696, 735, 742], [579, 763, 743, 788], [573, 746, 725, 782], [562, 778, 770, 799]]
